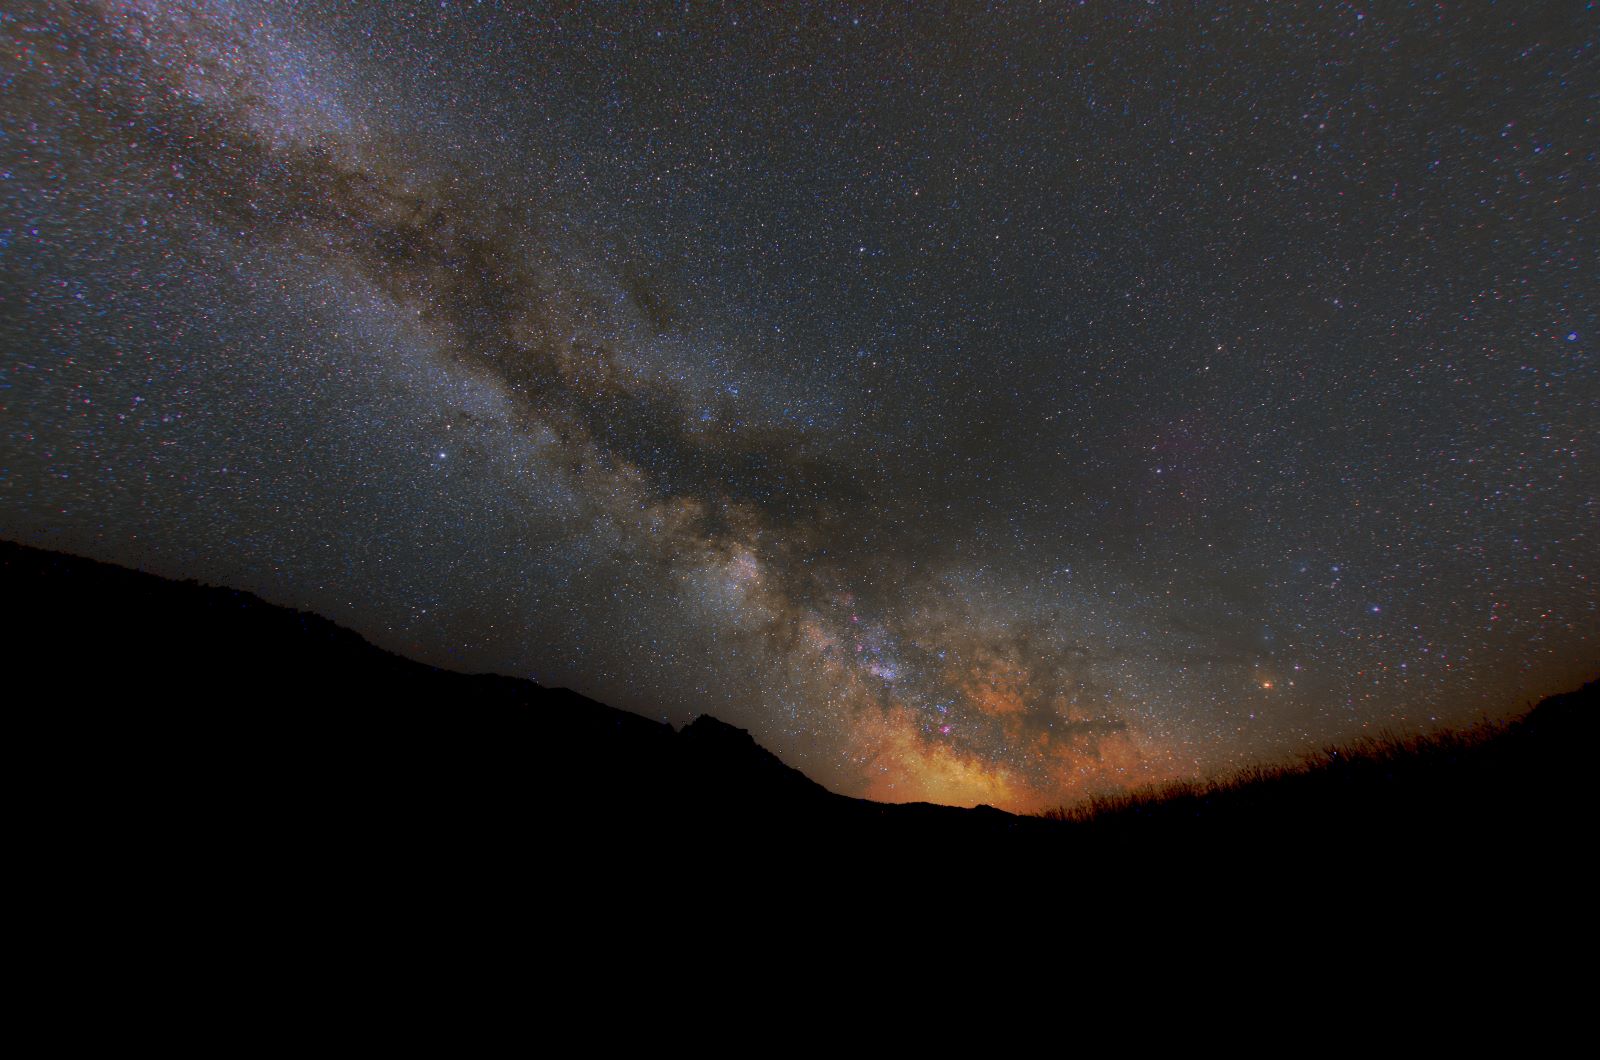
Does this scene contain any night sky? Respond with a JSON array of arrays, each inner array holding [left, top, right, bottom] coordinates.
[[4, 1, 1596, 810]]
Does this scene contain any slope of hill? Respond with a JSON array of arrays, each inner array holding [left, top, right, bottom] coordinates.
[[1049, 680, 1596, 858]]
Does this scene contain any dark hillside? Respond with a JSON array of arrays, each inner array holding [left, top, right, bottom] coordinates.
[[6, 539, 1593, 880]]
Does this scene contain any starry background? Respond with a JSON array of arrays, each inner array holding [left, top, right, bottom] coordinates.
[[3, 1, 1596, 810]]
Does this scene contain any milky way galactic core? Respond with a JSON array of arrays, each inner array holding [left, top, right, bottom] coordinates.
[[3, 2, 1595, 809]]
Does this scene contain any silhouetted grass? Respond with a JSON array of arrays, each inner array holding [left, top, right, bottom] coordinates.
[[1041, 723, 1505, 824], [1038, 681, 1593, 852]]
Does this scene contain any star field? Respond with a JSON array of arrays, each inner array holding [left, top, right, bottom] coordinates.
[[2, 1, 1596, 810]]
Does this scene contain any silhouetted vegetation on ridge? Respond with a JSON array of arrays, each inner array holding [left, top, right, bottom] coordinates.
[[1042, 685, 1593, 851]]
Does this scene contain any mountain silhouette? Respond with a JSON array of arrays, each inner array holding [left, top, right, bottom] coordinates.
[[6, 538, 1593, 879]]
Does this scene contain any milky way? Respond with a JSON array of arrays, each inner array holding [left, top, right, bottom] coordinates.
[[3, 1, 1596, 809]]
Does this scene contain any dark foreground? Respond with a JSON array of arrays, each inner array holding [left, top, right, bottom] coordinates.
[[7, 539, 1594, 884]]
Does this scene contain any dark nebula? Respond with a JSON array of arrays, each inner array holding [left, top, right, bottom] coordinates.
[[3, 2, 1595, 809]]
